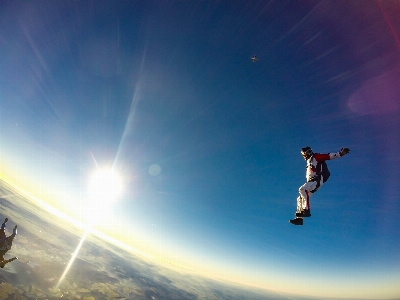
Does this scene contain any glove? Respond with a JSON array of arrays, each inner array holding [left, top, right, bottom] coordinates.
[[4, 218, 7, 223], [340, 147, 350, 156]]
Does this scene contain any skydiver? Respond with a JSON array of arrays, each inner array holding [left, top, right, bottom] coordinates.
[[290, 146, 350, 226], [0, 218, 18, 268], [251, 55, 257, 62]]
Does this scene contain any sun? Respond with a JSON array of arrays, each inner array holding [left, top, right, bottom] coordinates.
[[88, 168, 122, 204]]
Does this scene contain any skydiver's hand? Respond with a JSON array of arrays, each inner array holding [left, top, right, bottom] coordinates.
[[4, 218, 8, 223], [340, 148, 350, 156]]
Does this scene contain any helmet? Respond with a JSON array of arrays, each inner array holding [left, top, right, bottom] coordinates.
[[301, 146, 313, 159]]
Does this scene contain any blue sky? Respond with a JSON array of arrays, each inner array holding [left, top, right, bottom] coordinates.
[[1, 1, 400, 299]]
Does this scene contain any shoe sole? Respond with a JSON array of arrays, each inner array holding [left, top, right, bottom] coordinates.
[[289, 220, 303, 226]]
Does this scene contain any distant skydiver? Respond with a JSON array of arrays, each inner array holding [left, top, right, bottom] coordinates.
[[251, 55, 257, 62], [290, 147, 350, 226], [0, 218, 18, 268]]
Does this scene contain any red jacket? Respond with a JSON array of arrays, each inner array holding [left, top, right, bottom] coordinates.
[[305, 151, 343, 182]]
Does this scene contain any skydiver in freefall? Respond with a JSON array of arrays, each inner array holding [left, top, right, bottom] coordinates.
[[251, 55, 257, 62], [0, 218, 18, 268], [290, 146, 350, 226]]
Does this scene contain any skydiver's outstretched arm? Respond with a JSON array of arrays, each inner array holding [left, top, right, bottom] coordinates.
[[0, 257, 17, 268], [12, 225, 17, 237], [5, 257, 17, 264], [1, 218, 8, 231], [314, 148, 350, 162]]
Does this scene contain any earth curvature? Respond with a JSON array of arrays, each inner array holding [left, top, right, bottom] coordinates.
[[0, 180, 290, 300]]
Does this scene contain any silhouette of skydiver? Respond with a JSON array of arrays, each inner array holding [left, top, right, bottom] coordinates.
[[0, 218, 18, 268]]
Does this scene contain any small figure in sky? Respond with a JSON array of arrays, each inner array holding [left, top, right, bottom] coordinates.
[[251, 55, 257, 62], [290, 146, 350, 226], [0, 218, 18, 268]]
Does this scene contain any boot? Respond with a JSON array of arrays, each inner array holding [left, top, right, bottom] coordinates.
[[296, 209, 311, 218], [289, 218, 303, 226]]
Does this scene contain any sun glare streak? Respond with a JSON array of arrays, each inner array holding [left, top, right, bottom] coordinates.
[[55, 225, 91, 290], [90, 151, 100, 170], [113, 45, 147, 169], [56, 158, 123, 289], [113, 81, 142, 169], [55, 152, 122, 289], [376, 0, 400, 51]]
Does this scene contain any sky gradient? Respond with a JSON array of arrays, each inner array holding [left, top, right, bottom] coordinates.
[[1, 1, 400, 299]]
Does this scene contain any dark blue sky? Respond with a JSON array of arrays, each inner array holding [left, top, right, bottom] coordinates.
[[1, 1, 400, 298]]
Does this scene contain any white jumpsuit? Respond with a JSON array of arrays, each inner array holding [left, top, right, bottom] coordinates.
[[297, 151, 344, 213]]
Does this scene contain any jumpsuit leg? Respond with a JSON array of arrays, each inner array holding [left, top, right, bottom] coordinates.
[[296, 196, 303, 213], [298, 181, 318, 211]]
